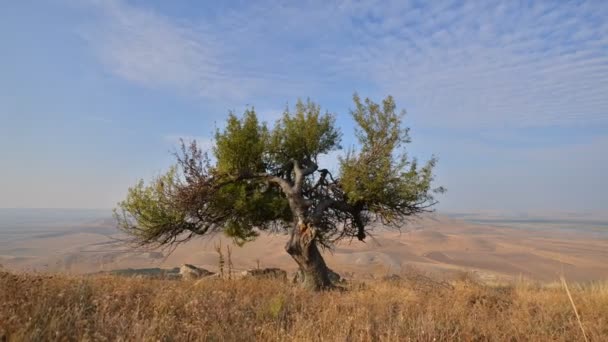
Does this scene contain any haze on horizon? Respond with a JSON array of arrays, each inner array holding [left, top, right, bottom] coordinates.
[[1, 0, 607, 214]]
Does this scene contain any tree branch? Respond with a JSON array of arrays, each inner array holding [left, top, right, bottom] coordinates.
[[293, 159, 318, 193], [312, 199, 351, 223], [255, 173, 295, 196]]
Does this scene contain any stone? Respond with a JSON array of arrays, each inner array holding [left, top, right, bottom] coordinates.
[[179, 264, 215, 280], [194, 273, 221, 286], [242, 268, 288, 281], [292, 267, 344, 284]]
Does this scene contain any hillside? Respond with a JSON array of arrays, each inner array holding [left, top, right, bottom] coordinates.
[[1, 270, 607, 341], [2, 214, 608, 283]]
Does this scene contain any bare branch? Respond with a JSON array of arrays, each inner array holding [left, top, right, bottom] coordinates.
[[293, 159, 318, 193], [254, 172, 295, 196]]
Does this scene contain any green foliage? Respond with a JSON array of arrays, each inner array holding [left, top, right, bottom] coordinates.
[[268, 99, 341, 167], [115, 94, 443, 248], [214, 109, 268, 175], [114, 167, 196, 245], [340, 94, 444, 221], [214, 181, 291, 245]]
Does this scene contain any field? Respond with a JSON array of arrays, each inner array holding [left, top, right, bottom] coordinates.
[[1, 270, 607, 341], [2, 211, 608, 284], [2, 210, 608, 340]]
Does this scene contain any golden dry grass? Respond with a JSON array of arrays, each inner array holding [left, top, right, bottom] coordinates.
[[1, 270, 608, 341]]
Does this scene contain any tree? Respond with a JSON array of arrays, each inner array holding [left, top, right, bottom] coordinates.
[[114, 94, 445, 290]]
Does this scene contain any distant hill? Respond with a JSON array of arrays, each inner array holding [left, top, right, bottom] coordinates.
[[1, 210, 607, 282]]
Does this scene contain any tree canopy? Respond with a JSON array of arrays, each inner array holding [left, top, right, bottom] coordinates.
[[115, 94, 444, 289]]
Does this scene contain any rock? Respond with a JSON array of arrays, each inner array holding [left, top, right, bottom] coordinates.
[[241, 268, 287, 281], [179, 264, 215, 280], [164, 273, 182, 280], [292, 268, 344, 284], [110, 267, 165, 278], [194, 273, 221, 286]]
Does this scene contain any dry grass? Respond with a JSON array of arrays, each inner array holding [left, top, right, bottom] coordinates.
[[1, 270, 608, 341]]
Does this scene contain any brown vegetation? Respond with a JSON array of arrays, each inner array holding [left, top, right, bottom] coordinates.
[[1, 270, 607, 341]]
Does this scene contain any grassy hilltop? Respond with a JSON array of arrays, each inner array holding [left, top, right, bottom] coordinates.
[[1, 270, 607, 341]]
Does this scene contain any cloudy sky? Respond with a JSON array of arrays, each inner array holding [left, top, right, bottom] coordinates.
[[1, 0, 607, 213]]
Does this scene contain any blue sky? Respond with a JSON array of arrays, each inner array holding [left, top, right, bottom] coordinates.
[[1, 0, 607, 213]]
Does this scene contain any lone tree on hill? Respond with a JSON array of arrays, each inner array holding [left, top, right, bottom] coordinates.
[[115, 94, 444, 290]]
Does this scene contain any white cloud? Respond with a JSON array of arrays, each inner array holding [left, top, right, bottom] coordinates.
[[330, 1, 608, 128], [82, 0, 270, 100], [80, 0, 608, 129]]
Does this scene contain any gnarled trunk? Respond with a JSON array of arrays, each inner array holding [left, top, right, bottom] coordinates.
[[285, 221, 333, 291]]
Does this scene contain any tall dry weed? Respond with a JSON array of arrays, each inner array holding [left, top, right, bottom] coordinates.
[[1, 270, 607, 341]]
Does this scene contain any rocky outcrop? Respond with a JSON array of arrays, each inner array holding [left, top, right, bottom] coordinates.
[[193, 273, 221, 286], [241, 268, 287, 281], [293, 267, 344, 285], [179, 264, 215, 280], [106, 267, 180, 279]]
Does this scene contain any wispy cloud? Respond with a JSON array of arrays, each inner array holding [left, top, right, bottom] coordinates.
[[81, 0, 608, 129], [82, 0, 267, 100], [331, 0, 608, 128]]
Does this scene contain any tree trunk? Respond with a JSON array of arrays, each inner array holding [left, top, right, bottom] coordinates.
[[285, 220, 333, 291]]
